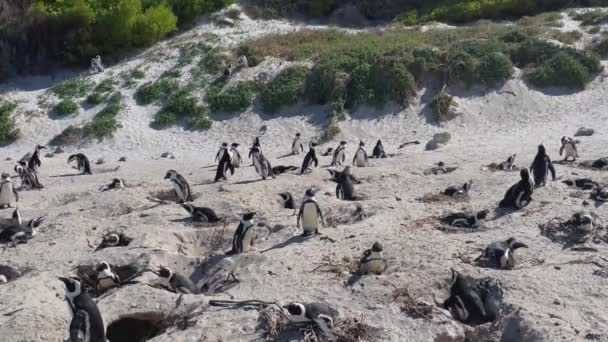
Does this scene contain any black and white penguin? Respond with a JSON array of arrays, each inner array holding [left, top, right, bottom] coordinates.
[[559, 136, 578, 162], [530, 144, 556, 187], [297, 188, 325, 236], [248, 137, 263, 161], [154, 266, 198, 294], [96, 232, 131, 251], [0, 217, 44, 246], [227, 212, 256, 255], [14, 161, 43, 189], [272, 165, 298, 175], [12, 207, 21, 225], [300, 142, 319, 175], [28, 144, 46, 173], [497, 154, 516, 171], [279, 192, 296, 209], [68, 153, 92, 175], [444, 180, 473, 198], [58, 277, 106, 342], [292, 133, 304, 155], [321, 147, 334, 157], [214, 148, 235, 183], [352, 140, 369, 167], [0, 173, 18, 208], [372, 139, 386, 159], [230, 143, 243, 168], [432, 161, 448, 175], [215, 142, 229, 164], [100, 178, 126, 192], [358, 242, 386, 275], [592, 187, 608, 202], [284, 302, 339, 338], [181, 203, 221, 223], [250, 146, 275, 180], [164, 170, 193, 203], [95, 261, 119, 293], [499, 168, 534, 209], [331, 141, 347, 166], [223, 64, 233, 79], [443, 269, 486, 324], [591, 157, 608, 170], [442, 209, 489, 229], [477, 238, 528, 269], [569, 211, 596, 232], [336, 166, 355, 201], [562, 178, 597, 190]]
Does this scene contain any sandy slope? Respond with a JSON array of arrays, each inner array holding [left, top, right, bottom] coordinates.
[[0, 6, 608, 342]]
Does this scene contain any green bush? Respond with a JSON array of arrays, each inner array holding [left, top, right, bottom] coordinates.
[[86, 92, 107, 105], [131, 69, 146, 79], [161, 69, 181, 79], [51, 78, 94, 99], [83, 118, 122, 141], [430, 93, 453, 121], [0, 102, 19, 143], [132, 4, 177, 47], [189, 112, 213, 130], [199, 48, 228, 75], [476, 52, 513, 85], [528, 51, 593, 89], [261, 66, 309, 113], [135, 79, 178, 105], [53, 100, 79, 116], [395, 10, 418, 26], [446, 50, 478, 85], [369, 61, 416, 106], [206, 81, 257, 113], [94, 79, 116, 93], [592, 37, 608, 58], [152, 91, 211, 129], [572, 10, 608, 26]]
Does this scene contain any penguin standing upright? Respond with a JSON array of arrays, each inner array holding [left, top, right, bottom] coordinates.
[[559, 136, 578, 162], [300, 142, 319, 175], [14, 161, 43, 189], [154, 266, 198, 294], [336, 166, 355, 201], [68, 153, 92, 175], [372, 139, 386, 159], [215, 143, 229, 164], [214, 148, 235, 182], [358, 242, 386, 275], [164, 170, 193, 203], [58, 277, 106, 342], [248, 137, 263, 163], [250, 146, 275, 180], [530, 144, 556, 187], [331, 141, 347, 166], [230, 143, 243, 168], [499, 169, 534, 209], [0, 173, 18, 208], [292, 133, 304, 155], [353, 140, 369, 167], [297, 188, 325, 236], [227, 212, 256, 255], [477, 238, 528, 269], [28, 145, 46, 173]]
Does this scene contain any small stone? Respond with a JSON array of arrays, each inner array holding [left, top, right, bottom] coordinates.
[[54, 147, 65, 154], [118, 156, 127, 162], [96, 158, 105, 165], [395, 196, 402, 201], [426, 132, 451, 151], [554, 266, 561, 270], [287, 266, 292, 271], [583, 200, 590, 206], [5, 157, 12, 161], [554, 299, 561, 305], [160, 152, 170, 158], [44, 153, 54, 158], [170, 155, 176, 159]]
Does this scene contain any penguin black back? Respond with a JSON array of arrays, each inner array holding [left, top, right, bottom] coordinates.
[[59, 277, 106, 342], [68, 153, 92, 175], [300, 143, 319, 174]]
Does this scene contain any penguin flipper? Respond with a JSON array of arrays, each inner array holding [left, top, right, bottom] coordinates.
[[313, 317, 335, 340], [69, 310, 88, 342]]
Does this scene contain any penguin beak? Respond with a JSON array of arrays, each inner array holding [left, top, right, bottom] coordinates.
[[512, 242, 528, 249], [58, 277, 69, 286], [163, 174, 169, 180]]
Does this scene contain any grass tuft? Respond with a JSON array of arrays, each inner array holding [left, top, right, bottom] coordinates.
[[51, 78, 94, 99], [135, 79, 178, 105], [206, 81, 257, 113], [0, 102, 20, 144], [53, 100, 79, 117]]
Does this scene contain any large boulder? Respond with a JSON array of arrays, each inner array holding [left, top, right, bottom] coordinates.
[[426, 132, 451, 150]]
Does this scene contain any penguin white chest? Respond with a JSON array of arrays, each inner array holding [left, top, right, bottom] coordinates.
[[355, 150, 367, 167], [564, 143, 577, 158], [0, 182, 14, 205], [172, 181, 185, 201], [302, 203, 319, 231], [96, 270, 116, 291], [360, 252, 386, 274], [241, 224, 255, 252], [335, 150, 344, 165], [292, 140, 301, 154]]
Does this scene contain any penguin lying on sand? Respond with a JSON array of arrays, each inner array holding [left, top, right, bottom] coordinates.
[[181, 204, 221, 223], [272, 165, 298, 175], [562, 178, 598, 190], [154, 266, 199, 294], [284, 302, 339, 339], [444, 180, 473, 198], [592, 187, 608, 202], [77, 261, 144, 295], [567, 211, 598, 232], [100, 178, 126, 191], [279, 192, 296, 210], [476, 238, 528, 269], [358, 242, 386, 275], [321, 148, 334, 157], [59, 277, 106, 342], [96, 231, 132, 251], [441, 210, 489, 229], [499, 169, 534, 210], [0, 217, 44, 246], [443, 269, 503, 325], [590, 157, 608, 170]]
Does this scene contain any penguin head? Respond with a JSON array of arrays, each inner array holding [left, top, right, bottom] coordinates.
[[284, 302, 306, 318], [304, 188, 317, 198], [1, 172, 9, 179], [222, 142, 228, 147], [279, 193, 290, 201], [242, 212, 256, 221], [67, 154, 78, 164], [359, 140, 364, 147], [376, 139, 382, 146], [181, 203, 194, 214], [371, 242, 383, 252], [476, 210, 489, 220], [58, 277, 82, 296], [340, 141, 347, 146], [103, 233, 120, 246], [506, 238, 528, 250], [96, 261, 111, 273], [437, 161, 445, 167], [463, 180, 473, 192], [164, 170, 177, 180], [537, 144, 546, 155], [296, 133, 301, 137], [231, 143, 239, 148], [35, 144, 46, 151], [18, 160, 27, 167], [508, 154, 516, 163], [155, 266, 173, 280], [561, 136, 567, 144], [520, 168, 530, 181], [309, 142, 319, 149]]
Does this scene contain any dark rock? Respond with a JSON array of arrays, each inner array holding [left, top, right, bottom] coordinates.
[[574, 127, 595, 137], [118, 156, 127, 162]]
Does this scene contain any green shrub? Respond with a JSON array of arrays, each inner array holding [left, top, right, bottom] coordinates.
[[592, 37, 608, 58], [572, 10, 608, 26], [49, 125, 84, 146], [528, 51, 593, 89], [369, 61, 416, 107], [176, 42, 211, 67], [430, 93, 453, 121], [131, 68, 146, 79], [395, 10, 418, 26], [549, 30, 583, 45], [83, 118, 122, 141], [510, 39, 560, 66], [261, 66, 309, 113], [51, 78, 94, 99], [95, 97, 122, 120], [237, 44, 263, 67], [53, 100, 79, 116], [206, 81, 257, 113], [94, 79, 116, 93], [161, 69, 181, 79], [446, 50, 478, 85], [132, 4, 177, 47], [199, 48, 228, 75], [189, 112, 213, 130], [152, 91, 210, 129], [135, 79, 178, 105], [86, 92, 107, 105], [476, 52, 513, 85], [0, 102, 19, 143]]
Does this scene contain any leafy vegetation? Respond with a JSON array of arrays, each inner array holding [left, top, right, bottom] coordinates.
[[571, 10, 608, 26], [53, 100, 79, 117], [0, 102, 20, 144], [206, 81, 257, 113], [135, 79, 178, 105], [548, 30, 583, 45], [430, 93, 453, 121], [591, 37, 608, 58], [528, 51, 599, 89], [86, 92, 107, 105], [261, 66, 309, 113], [152, 91, 211, 130], [51, 78, 94, 99]]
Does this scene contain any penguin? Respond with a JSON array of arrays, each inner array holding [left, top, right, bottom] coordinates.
[[0, 217, 44, 246], [497, 154, 516, 171], [443, 269, 487, 324], [297, 188, 325, 236], [284, 302, 339, 339], [300, 142, 319, 175], [372, 139, 386, 158], [272, 165, 298, 175], [444, 180, 473, 198], [12, 207, 21, 225], [100, 178, 126, 192], [352, 140, 369, 167], [164, 170, 193, 203], [569, 211, 596, 232], [223, 64, 233, 79], [292, 133, 304, 155], [331, 141, 347, 166], [499, 168, 534, 209], [336, 166, 355, 201], [476, 238, 528, 269], [215, 142, 229, 164], [279, 192, 296, 210], [0, 173, 19, 208], [96, 232, 131, 251], [153, 266, 198, 294], [28, 144, 46, 173], [68, 153, 92, 175], [214, 148, 235, 183], [250, 146, 275, 180], [227, 212, 256, 255], [327, 168, 360, 184], [321, 147, 334, 157], [592, 186, 608, 202], [14, 161, 43, 189], [358, 242, 386, 275], [248, 137, 263, 162], [559, 136, 578, 162], [181, 204, 221, 223], [442, 209, 489, 229], [562, 178, 598, 190], [95, 261, 119, 293], [530, 144, 556, 187], [591, 157, 608, 170], [433, 161, 448, 175], [230, 143, 243, 168], [58, 277, 106, 342]]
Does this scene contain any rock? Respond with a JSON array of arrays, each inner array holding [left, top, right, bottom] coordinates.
[[426, 132, 451, 151], [96, 158, 105, 165], [54, 147, 65, 154], [4, 157, 11, 161], [574, 127, 595, 137], [170, 155, 175, 159], [44, 153, 54, 158], [160, 152, 170, 158], [259, 125, 268, 135], [329, 4, 368, 27], [118, 156, 127, 162]]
